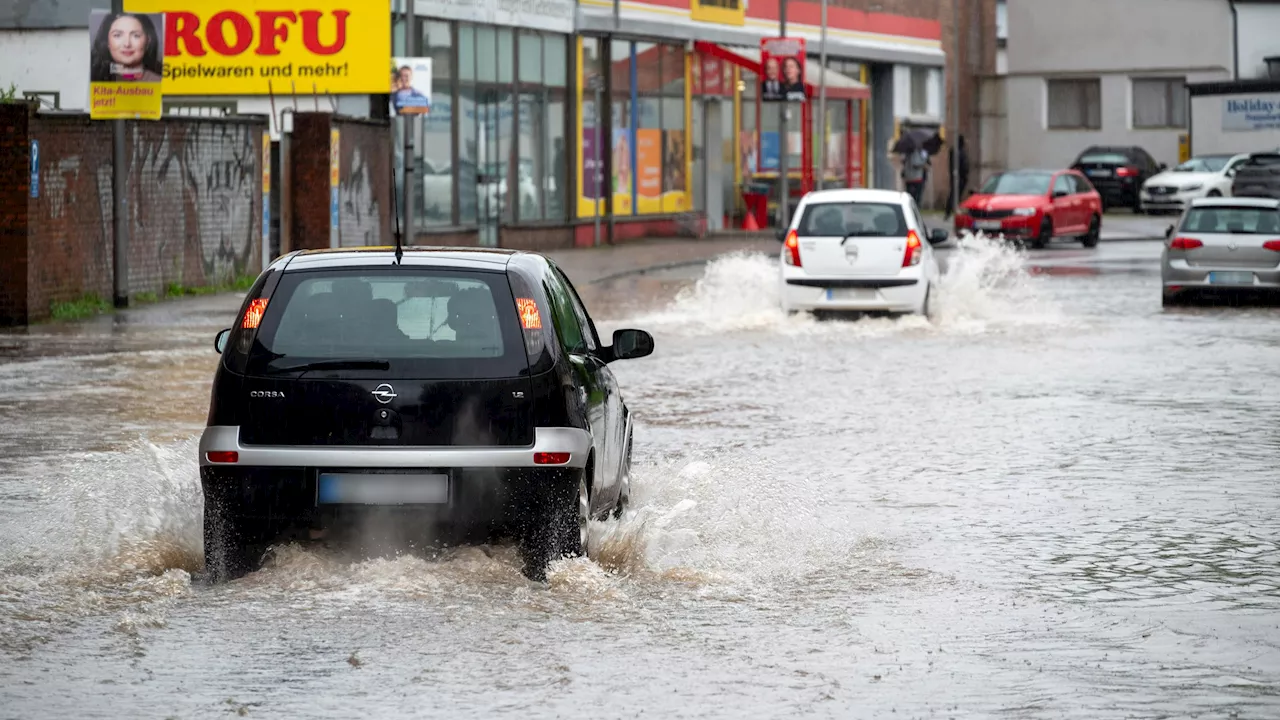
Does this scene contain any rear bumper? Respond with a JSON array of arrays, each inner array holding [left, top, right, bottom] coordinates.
[[199, 425, 593, 469], [780, 273, 926, 313], [1162, 259, 1280, 290]]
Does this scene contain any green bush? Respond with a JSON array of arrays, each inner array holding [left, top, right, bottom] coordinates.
[[49, 294, 111, 321]]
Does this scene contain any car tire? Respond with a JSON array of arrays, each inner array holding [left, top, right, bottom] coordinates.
[[1031, 218, 1052, 249], [1081, 214, 1101, 248], [1207, 190, 1222, 198], [922, 285, 940, 323], [519, 470, 589, 582]]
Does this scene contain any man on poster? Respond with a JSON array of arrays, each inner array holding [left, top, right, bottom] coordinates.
[[391, 59, 432, 115], [760, 37, 806, 103]]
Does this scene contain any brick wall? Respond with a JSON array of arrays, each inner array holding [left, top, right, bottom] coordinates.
[[287, 112, 392, 252], [0, 103, 268, 326]]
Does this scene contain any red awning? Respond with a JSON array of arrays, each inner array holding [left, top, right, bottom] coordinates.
[[693, 41, 870, 101]]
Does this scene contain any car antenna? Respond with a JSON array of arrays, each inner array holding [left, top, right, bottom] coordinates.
[[391, 141, 404, 265]]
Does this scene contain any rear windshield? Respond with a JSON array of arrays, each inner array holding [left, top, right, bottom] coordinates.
[[979, 172, 1052, 195], [1243, 154, 1280, 167], [797, 202, 908, 237], [1077, 153, 1130, 165], [246, 268, 529, 378], [1181, 206, 1280, 234]]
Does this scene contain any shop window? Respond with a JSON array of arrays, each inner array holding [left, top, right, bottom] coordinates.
[[1132, 77, 1186, 129], [545, 35, 568, 220], [610, 40, 634, 217], [476, 26, 496, 83], [518, 33, 545, 221], [1047, 78, 1101, 129], [660, 48, 687, 214], [580, 37, 605, 220], [636, 43, 662, 215], [690, 0, 745, 26], [415, 20, 453, 229], [910, 66, 929, 115], [497, 28, 513, 85]]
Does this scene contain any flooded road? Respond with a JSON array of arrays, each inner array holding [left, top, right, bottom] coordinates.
[[3, 236, 1280, 718]]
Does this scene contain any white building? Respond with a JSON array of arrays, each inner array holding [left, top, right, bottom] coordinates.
[[1002, 0, 1280, 172]]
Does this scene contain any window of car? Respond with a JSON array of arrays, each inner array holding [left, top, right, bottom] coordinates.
[[542, 268, 592, 354], [1180, 206, 1280, 234], [1053, 175, 1073, 196], [1076, 152, 1130, 165], [1174, 156, 1233, 173], [246, 268, 529, 378], [796, 201, 908, 237], [979, 172, 1052, 195], [553, 266, 599, 352]]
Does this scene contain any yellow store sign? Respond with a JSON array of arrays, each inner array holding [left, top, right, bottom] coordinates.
[[124, 0, 391, 95]]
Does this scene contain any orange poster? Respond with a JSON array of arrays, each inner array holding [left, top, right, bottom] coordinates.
[[636, 128, 662, 214]]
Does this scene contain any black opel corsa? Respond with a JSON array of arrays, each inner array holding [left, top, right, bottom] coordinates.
[[199, 247, 654, 582]]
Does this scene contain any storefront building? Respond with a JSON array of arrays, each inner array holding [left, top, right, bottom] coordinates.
[[397, 0, 944, 248]]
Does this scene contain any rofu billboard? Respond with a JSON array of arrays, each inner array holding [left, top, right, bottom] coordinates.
[[1222, 93, 1280, 132]]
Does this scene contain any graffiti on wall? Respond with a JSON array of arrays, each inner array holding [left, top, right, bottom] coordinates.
[[339, 146, 379, 247], [30, 117, 263, 308]]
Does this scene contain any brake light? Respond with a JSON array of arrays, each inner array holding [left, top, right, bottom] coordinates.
[[1116, 166, 1139, 178], [1264, 240, 1280, 252], [515, 297, 542, 329], [241, 298, 268, 329], [1170, 237, 1203, 250], [534, 452, 571, 465], [783, 230, 801, 266], [903, 230, 922, 267], [206, 451, 239, 464]]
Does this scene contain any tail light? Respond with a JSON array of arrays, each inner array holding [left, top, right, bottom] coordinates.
[[206, 451, 239, 464], [506, 273, 549, 364], [1263, 240, 1280, 252], [1169, 237, 1203, 250], [1116, 166, 1139, 178], [783, 230, 801, 266], [534, 452, 571, 465], [241, 298, 268, 329], [903, 230, 922, 267]]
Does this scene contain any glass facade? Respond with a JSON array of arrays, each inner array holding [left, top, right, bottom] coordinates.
[[390, 14, 872, 236], [397, 18, 570, 235]]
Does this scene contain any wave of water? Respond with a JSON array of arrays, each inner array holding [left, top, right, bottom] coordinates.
[[617, 232, 1067, 337]]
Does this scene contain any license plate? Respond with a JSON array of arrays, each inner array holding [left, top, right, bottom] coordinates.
[[317, 472, 449, 505], [975, 220, 1003, 230], [1208, 271, 1254, 285], [826, 288, 874, 301], [1087, 169, 1111, 177]]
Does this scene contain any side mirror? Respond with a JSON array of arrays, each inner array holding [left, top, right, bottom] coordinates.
[[1053, 189, 1069, 198], [1165, 224, 1175, 239], [214, 328, 231, 354], [927, 228, 949, 245], [607, 328, 654, 362]]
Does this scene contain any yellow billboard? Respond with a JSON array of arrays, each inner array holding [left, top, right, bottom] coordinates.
[[124, 0, 391, 95]]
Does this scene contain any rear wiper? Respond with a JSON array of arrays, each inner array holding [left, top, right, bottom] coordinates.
[[266, 359, 391, 374]]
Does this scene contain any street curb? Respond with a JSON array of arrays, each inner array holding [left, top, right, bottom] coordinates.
[[587, 251, 773, 285]]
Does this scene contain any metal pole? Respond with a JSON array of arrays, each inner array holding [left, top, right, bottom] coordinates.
[[593, 83, 603, 247], [777, 0, 789, 228], [613, 0, 620, 28], [111, 0, 129, 308], [816, 0, 828, 191], [402, 0, 416, 244], [950, 0, 960, 218]]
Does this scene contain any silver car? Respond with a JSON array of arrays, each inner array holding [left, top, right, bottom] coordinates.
[[1161, 197, 1280, 306]]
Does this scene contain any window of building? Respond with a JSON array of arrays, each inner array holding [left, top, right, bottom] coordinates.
[[514, 32, 568, 223], [581, 37, 605, 219], [1046, 78, 1101, 130], [415, 20, 453, 229], [545, 35, 568, 221], [610, 39, 634, 217], [1132, 77, 1186, 129], [910, 66, 929, 115], [690, 0, 745, 25], [660, 43, 687, 214]]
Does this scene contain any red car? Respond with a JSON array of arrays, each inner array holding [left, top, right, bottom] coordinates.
[[954, 169, 1103, 248]]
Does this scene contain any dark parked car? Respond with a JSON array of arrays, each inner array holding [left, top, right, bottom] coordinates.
[[200, 247, 654, 582], [1230, 152, 1280, 199], [1070, 145, 1166, 212]]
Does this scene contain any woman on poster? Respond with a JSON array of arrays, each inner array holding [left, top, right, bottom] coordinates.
[[90, 12, 163, 83]]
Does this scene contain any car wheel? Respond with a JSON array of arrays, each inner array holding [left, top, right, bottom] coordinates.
[[1207, 190, 1222, 198], [922, 285, 940, 323], [202, 496, 271, 583], [1031, 218, 1052, 249], [1081, 214, 1101, 248], [519, 469, 589, 582]]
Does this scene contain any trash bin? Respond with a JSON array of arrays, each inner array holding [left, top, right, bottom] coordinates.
[[742, 181, 770, 230]]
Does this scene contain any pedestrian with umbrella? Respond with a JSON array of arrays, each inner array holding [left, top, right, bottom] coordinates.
[[893, 129, 941, 207]]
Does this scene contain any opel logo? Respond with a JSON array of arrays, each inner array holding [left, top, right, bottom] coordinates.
[[844, 244, 859, 262], [371, 383, 397, 404]]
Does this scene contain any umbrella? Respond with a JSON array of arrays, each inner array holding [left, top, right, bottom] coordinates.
[[892, 128, 944, 156]]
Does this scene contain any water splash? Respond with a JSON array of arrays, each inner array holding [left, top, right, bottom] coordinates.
[[618, 233, 1066, 337]]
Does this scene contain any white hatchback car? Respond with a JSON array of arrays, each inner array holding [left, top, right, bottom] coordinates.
[[777, 189, 948, 316]]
